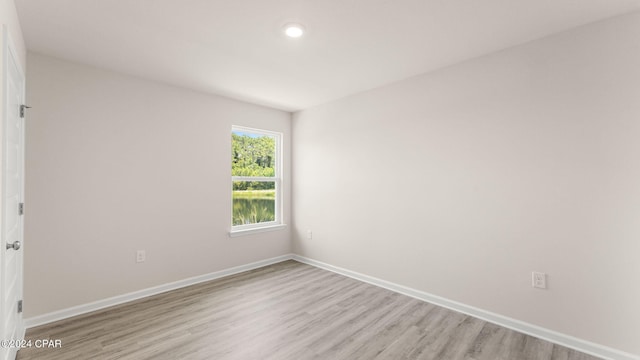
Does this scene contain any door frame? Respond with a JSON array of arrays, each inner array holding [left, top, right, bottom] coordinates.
[[1, 24, 26, 360]]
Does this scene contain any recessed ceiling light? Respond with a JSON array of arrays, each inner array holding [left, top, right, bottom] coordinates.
[[284, 23, 305, 38]]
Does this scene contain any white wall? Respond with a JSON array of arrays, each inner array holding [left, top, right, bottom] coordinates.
[[24, 53, 291, 317], [292, 12, 640, 356]]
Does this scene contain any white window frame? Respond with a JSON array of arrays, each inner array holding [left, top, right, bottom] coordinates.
[[230, 126, 285, 237]]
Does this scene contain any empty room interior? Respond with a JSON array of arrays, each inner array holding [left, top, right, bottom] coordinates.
[[1, 1, 639, 359]]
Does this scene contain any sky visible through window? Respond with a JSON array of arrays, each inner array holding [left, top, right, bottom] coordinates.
[[232, 130, 262, 138]]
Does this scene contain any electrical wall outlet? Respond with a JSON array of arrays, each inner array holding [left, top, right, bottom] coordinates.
[[307, 230, 313, 240], [136, 250, 146, 263], [532, 271, 546, 289]]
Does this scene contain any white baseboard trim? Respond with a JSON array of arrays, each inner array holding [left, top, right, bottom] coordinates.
[[292, 255, 638, 360], [24, 254, 294, 329]]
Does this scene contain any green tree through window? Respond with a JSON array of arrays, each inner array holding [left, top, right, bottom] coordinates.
[[231, 128, 281, 227]]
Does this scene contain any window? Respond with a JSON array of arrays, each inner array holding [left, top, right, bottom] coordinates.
[[231, 126, 283, 234]]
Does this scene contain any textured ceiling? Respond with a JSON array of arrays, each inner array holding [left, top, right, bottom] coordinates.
[[16, 0, 640, 111]]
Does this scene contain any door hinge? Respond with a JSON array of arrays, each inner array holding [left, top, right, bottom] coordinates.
[[18, 203, 24, 216], [20, 105, 31, 118], [17, 300, 23, 313]]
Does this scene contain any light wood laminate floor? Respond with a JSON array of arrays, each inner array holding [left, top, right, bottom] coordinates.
[[18, 260, 600, 360]]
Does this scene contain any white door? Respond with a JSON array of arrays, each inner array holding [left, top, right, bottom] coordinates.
[[1, 28, 25, 360]]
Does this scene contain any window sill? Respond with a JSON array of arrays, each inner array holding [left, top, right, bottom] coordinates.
[[229, 224, 287, 238]]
